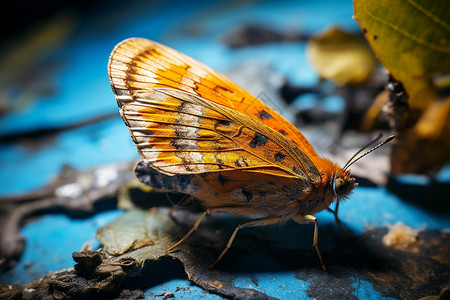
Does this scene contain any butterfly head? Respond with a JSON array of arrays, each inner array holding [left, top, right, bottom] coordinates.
[[332, 171, 357, 198], [306, 159, 358, 214], [325, 134, 394, 214], [307, 165, 357, 221]]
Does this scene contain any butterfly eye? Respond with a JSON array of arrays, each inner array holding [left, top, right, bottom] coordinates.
[[333, 177, 348, 196]]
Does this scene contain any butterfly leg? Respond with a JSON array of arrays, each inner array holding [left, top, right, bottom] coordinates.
[[167, 210, 209, 253], [326, 199, 354, 238], [293, 214, 327, 271], [209, 215, 283, 269]]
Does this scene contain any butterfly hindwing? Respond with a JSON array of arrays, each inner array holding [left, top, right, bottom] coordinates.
[[135, 161, 314, 217]]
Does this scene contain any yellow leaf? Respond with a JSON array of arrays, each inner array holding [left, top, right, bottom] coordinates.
[[361, 90, 389, 131], [415, 96, 450, 141], [307, 26, 378, 85]]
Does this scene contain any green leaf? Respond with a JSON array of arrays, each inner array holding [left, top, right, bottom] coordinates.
[[353, 0, 450, 108]]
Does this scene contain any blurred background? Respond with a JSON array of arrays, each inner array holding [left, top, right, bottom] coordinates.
[[0, 0, 362, 196], [0, 0, 449, 299]]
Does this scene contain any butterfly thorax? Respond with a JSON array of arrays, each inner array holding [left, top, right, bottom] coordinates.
[[301, 156, 357, 214]]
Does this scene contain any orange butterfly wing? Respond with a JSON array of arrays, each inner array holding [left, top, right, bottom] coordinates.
[[108, 38, 318, 158], [111, 86, 320, 182]]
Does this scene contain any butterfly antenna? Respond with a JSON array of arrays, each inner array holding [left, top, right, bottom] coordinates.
[[343, 135, 395, 172], [342, 133, 382, 171]]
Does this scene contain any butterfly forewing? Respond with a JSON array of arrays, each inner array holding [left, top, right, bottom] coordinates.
[[118, 87, 319, 181], [108, 38, 318, 158]]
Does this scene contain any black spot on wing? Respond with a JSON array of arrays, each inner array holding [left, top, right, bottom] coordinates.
[[214, 155, 226, 169], [218, 173, 228, 185], [258, 189, 267, 198], [274, 152, 286, 162], [140, 143, 153, 150], [241, 187, 253, 202], [292, 165, 303, 176], [249, 132, 270, 148], [215, 85, 234, 95], [278, 130, 287, 136], [257, 110, 273, 120], [144, 48, 161, 57], [171, 139, 200, 150], [216, 119, 232, 126]]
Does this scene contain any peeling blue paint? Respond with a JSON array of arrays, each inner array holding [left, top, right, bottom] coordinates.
[[234, 271, 310, 300], [352, 277, 397, 300], [146, 279, 224, 299], [0, 210, 122, 284]]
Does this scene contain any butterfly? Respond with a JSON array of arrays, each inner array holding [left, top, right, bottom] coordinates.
[[108, 38, 392, 270]]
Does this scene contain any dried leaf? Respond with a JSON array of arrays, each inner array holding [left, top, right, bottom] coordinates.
[[391, 97, 450, 174], [415, 97, 450, 140], [96, 208, 174, 257], [96, 207, 274, 299], [307, 26, 378, 85]]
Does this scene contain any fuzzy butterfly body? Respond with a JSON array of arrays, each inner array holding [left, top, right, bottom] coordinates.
[[108, 38, 359, 269]]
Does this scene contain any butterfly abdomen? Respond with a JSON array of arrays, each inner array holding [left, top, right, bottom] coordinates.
[[135, 161, 198, 194]]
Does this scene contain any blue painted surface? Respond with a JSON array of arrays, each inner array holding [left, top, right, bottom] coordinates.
[[1, 210, 122, 284], [0, 118, 138, 195], [147, 279, 223, 299], [0, 0, 448, 299], [351, 278, 396, 300], [340, 186, 450, 233], [234, 270, 310, 300]]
